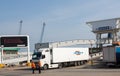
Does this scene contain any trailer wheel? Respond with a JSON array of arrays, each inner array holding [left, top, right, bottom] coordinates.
[[43, 64, 48, 70], [77, 61, 81, 66], [80, 61, 84, 65], [58, 63, 63, 69], [74, 62, 78, 66]]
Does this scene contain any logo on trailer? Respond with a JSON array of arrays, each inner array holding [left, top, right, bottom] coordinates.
[[74, 51, 83, 55]]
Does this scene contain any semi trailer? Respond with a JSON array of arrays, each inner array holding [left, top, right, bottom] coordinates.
[[32, 47, 90, 70]]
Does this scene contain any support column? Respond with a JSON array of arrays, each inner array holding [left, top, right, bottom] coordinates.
[[0, 49, 1, 64], [96, 34, 99, 48], [0, 46, 5, 68], [113, 32, 117, 42], [1, 46, 3, 64], [27, 36, 31, 66], [96, 33, 102, 48]]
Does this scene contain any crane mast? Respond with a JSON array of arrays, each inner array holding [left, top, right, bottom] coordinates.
[[18, 20, 23, 35], [40, 22, 46, 43]]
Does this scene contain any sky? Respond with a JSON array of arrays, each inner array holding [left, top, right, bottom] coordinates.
[[0, 0, 120, 51]]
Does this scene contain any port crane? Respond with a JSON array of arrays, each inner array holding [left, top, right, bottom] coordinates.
[[40, 22, 46, 43]]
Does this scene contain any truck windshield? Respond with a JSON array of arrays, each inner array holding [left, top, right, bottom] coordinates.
[[32, 52, 41, 59]]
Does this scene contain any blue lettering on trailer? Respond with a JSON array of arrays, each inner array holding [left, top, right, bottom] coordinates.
[[74, 51, 83, 55]]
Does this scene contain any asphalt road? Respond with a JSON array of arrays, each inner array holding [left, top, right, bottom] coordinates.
[[0, 62, 120, 76]]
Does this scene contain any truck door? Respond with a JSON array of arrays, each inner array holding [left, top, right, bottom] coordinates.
[[50, 49, 53, 63]]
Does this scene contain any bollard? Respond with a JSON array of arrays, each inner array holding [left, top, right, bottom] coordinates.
[[0, 64, 5, 68], [26, 62, 31, 67]]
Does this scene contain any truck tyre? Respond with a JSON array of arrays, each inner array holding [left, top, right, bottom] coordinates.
[[74, 62, 78, 66], [58, 63, 63, 69], [43, 64, 48, 70], [77, 61, 81, 66], [80, 61, 83, 65]]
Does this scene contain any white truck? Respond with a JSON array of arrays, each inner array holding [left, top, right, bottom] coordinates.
[[103, 46, 120, 65], [32, 47, 90, 70]]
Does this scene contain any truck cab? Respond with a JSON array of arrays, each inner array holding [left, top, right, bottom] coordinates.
[[32, 48, 58, 70]]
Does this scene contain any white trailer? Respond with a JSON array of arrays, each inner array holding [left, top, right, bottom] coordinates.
[[103, 46, 120, 65], [32, 47, 90, 70]]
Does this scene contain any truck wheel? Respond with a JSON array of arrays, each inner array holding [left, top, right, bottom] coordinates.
[[74, 62, 78, 66], [80, 61, 83, 65], [43, 64, 48, 70], [58, 63, 63, 69], [77, 62, 81, 66]]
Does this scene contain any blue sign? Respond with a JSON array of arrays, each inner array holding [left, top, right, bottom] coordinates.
[[97, 26, 112, 31]]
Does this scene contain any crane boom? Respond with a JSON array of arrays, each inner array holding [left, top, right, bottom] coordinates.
[[40, 22, 46, 43], [18, 20, 23, 35]]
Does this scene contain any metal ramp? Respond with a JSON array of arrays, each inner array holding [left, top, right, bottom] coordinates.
[[90, 52, 103, 60]]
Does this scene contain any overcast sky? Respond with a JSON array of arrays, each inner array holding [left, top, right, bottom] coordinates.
[[0, 0, 120, 50]]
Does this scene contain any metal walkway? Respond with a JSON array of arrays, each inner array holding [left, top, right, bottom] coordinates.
[[35, 39, 96, 49]]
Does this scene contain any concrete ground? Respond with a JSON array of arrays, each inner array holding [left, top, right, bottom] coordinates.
[[0, 62, 120, 76]]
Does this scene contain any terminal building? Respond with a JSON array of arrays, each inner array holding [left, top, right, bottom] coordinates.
[[87, 18, 120, 48]]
